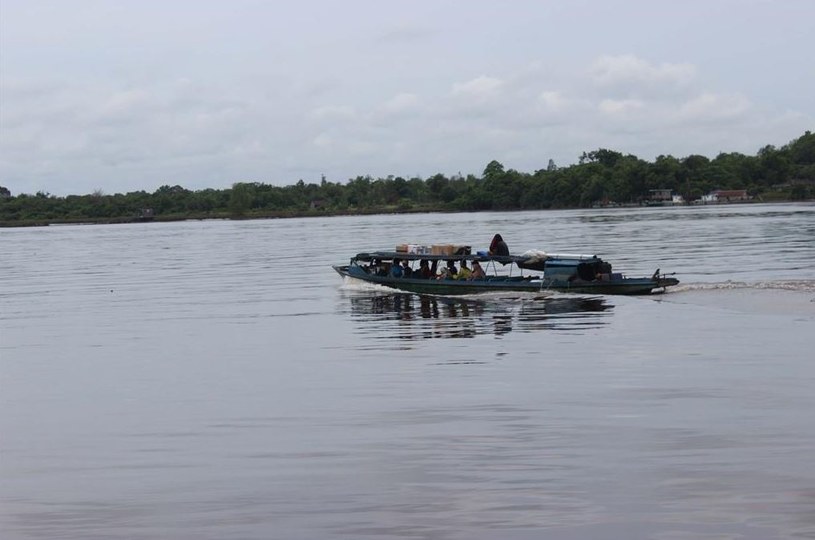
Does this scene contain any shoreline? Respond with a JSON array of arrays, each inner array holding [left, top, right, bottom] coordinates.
[[0, 198, 810, 229]]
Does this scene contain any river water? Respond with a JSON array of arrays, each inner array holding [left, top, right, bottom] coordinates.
[[2, 203, 814, 539]]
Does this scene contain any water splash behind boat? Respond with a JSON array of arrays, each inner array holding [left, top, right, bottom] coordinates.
[[671, 280, 815, 293]]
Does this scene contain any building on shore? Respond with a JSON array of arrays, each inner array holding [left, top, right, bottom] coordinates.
[[700, 189, 750, 203]]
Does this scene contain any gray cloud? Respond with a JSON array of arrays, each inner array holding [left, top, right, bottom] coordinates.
[[1, 1, 813, 195]]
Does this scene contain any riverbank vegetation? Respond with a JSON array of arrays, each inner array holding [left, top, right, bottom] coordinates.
[[2, 131, 813, 227]]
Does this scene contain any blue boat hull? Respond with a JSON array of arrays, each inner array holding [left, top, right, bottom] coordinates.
[[333, 265, 676, 296]]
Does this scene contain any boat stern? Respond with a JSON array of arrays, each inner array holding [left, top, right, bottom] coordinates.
[[656, 276, 679, 288], [651, 268, 679, 290]]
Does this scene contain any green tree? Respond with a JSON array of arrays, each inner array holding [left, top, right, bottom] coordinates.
[[229, 183, 251, 217], [483, 160, 505, 180]]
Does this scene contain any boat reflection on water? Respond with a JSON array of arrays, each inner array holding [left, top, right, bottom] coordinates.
[[340, 292, 612, 340]]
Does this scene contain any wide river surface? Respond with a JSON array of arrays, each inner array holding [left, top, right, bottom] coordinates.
[[2, 203, 815, 539]]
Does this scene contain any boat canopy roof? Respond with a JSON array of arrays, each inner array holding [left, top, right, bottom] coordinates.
[[351, 250, 601, 265], [353, 251, 518, 263]]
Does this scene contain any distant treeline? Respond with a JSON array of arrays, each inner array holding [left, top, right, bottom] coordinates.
[[2, 131, 813, 226]]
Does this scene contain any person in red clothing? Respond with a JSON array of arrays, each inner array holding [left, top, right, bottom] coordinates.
[[488, 234, 509, 256], [417, 259, 433, 279]]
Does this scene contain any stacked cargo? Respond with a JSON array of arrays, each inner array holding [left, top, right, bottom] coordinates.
[[396, 244, 471, 256], [395, 244, 432, 254]]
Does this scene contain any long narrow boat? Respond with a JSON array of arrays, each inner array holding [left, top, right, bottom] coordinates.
[[333, 250, 679, 296]]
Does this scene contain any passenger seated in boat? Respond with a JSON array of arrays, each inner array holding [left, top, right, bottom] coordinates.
[[489, 234, 510, 256], [417, 259, 433, 279], [436, 261, 457, 280], [401, 259, 413, 278], [469, 260, 486, 280], [596, 261, 612, 281], [390, 259, 404, 278], [456, 260, 472, 280], [445, 260, 457, 279]]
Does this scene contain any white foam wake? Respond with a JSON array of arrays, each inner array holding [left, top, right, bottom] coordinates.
[[672, 280, 815, 294]]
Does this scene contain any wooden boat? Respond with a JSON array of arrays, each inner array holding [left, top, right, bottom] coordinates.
[[333, 249, 679, 296]]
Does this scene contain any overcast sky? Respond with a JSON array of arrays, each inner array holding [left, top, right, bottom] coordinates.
[[1, 0, 813, 196]]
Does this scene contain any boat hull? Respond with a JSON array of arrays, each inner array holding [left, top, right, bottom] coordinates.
[[333, 265, 676, 296], [334, 265, 544, 294]]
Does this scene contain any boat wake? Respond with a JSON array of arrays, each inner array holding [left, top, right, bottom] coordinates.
[[671, 280, 815, 294], [657, 279, 815, 316], [339, 276, 398, 293]]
